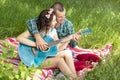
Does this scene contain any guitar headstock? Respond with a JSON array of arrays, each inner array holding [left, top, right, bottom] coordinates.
[[78, 28, 92, 36]]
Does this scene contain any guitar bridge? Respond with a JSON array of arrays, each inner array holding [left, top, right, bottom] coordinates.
[[31, 47, 36, 56]]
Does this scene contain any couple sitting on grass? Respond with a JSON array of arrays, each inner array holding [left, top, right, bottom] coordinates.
[[17, 2, 112, 79]]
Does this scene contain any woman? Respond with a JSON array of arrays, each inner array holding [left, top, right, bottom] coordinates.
[[17, 8, 77, 79]]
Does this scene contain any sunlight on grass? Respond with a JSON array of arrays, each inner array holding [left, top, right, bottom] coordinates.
[[18, 2, 29, 11], [0, 0, 6, 6], [67, 7, 74, 17]]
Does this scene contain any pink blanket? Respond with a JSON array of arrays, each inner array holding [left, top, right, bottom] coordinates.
[[0, 37, 112, 79]]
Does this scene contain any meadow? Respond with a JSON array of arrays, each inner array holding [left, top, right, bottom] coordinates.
[[0, 0, 120, 80]]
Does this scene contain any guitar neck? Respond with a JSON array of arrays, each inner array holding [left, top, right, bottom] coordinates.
[[48, 28, 92, 47], [48, 34, 74, 47], [48, 39, 61, 47]]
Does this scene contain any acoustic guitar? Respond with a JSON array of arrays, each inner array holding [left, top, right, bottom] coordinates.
[[18, 28, 92, 67]]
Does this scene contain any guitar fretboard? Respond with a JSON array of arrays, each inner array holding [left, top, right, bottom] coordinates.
[[48, 34, 73, 47], [48, 28, 92, 47]]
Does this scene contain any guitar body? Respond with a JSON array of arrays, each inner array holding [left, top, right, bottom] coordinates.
[[18, 35, 58, 67]]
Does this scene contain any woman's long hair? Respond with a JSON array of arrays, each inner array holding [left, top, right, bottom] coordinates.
[[37, 9, 55, 33]]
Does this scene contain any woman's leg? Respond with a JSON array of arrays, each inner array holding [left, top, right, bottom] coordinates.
[[56, 50, 76, 75], [42, 57, 77, 78]]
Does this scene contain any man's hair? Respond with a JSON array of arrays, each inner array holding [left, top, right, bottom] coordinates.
[[51, 2, 64, 12]]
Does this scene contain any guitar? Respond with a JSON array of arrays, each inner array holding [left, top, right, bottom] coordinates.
[[18, 28, 92, 67]]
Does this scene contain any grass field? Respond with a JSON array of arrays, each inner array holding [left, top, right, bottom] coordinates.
[[0, 0, 120, 80]]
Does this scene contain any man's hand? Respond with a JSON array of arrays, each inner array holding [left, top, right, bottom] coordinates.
[[34, 34, 49, 51], [36, 38, 49, 51], [72, 33, 81, 42]]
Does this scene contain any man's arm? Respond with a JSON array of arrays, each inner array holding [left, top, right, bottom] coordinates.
[[66, 20, 79, 48], [26, 17, 39, 34], [26, 18, 48, 50]]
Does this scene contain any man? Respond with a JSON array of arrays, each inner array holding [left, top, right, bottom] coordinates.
[[27, 2, 81, 51]]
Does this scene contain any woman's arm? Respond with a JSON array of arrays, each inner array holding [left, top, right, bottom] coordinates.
[[17, 30, 36, 47], [53, 31, 70, 51]]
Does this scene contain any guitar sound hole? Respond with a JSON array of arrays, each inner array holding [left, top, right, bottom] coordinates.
[[45, 48, 49, 51], [42, 48, 50, 52]]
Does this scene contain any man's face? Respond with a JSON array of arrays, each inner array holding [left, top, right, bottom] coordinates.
[[56, 10, 66, 24]]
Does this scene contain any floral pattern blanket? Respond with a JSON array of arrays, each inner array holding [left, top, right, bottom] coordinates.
[[0, 37, 112, 80]]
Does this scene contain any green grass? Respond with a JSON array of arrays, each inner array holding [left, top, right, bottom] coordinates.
[[0, 0, 120, 80]]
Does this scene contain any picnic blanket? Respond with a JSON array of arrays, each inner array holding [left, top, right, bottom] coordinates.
[[0, 37, 112, 79]]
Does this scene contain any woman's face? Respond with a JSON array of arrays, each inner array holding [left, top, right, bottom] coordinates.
[[50, 15, 57, 28]]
